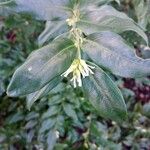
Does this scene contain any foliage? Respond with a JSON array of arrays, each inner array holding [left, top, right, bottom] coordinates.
[[0, 0, 150, 149], [132, 0, 150, 29]]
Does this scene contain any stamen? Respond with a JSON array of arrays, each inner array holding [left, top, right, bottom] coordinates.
[[61, 59, 95, 88]]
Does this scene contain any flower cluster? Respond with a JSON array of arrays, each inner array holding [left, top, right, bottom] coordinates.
[[62, 59, 95, 88], [63, 7, 95, 88]]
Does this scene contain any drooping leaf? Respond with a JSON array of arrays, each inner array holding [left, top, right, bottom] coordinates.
[[7, 37, 77, 96], [82, 31, 150, 78], [83, 65, 127, 122], [26, 76, 61, 110], [78, 5, 148, 43]]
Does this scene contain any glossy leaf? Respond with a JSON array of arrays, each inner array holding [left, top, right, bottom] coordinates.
[[83, 65, 127, 122], [7, 38, 77, 96], [78, 5, 148, 43], [82, 31, 150, 78]]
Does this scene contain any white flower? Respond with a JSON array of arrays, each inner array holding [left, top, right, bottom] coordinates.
[[55, 130, 60, 138], [61, 59, 95, 88]]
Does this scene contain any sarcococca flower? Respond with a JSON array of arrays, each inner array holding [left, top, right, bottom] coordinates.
[[62, 59, 95, 87]]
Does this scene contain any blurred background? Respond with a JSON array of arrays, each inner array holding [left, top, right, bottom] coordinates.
[[0, 0, 150, 150]]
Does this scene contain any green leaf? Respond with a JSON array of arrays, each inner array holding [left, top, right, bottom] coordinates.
[[82, 31, 150, 78], [38, 20, 68, 46], [78, 5, 148, 44], [48, 95, 62, 106], [47, 129, 57, 150], [0, 0, 72, 20], [83, 64, 127, 122], [7, 37, 77, 96], [6, 111, 24, 124], [39, 118, 56, 134], [133, 0, 150, 29], [42, 106, 59, 120], [63, 103, 78, 122], [25, 112, 39, 121], [25, 120, 37, 129], [26, 76, 61, 110]]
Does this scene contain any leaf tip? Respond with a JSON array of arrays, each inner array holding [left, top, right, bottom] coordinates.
[[6, 83, 17, 97], [6, 89, 17, 97]]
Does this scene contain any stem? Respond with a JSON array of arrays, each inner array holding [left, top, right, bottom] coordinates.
[[67, 5, 82, 60], [77, 45, 81, 59]]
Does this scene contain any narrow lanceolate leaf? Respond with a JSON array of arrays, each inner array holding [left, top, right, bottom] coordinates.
[[83, 65, 127, 122], [39, 118, 56, 134], [38, 20, 68, 46], [78, 5, 148, 44], [63, 103, 78, 122], [26, 76, 61, 110], [0, 0, 72, 20], [82, 31, 150, 78], [47, 130, 57, 150], [42, 106, 59, 120], [7, 38, 77, 96]]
